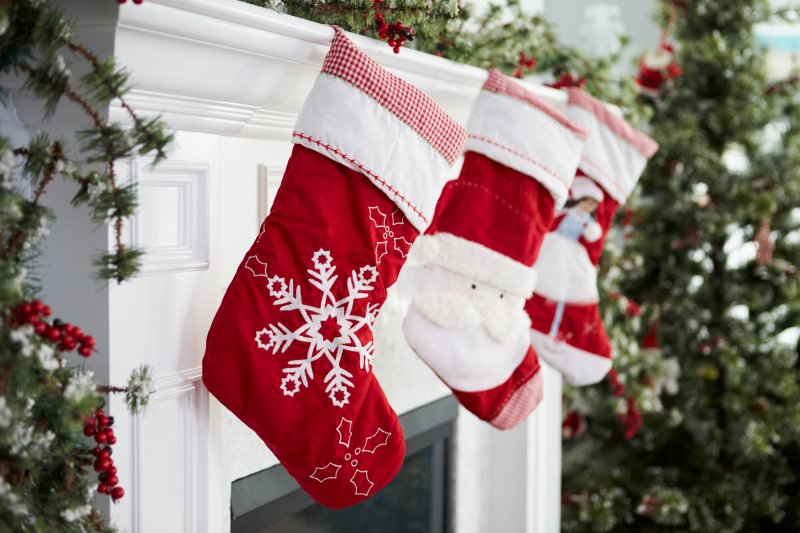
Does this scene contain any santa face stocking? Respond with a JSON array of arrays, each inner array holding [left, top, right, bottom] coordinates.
[[403, 70, 586, 429], [526, 88, 658, 386], [202, 27, 465, 509]]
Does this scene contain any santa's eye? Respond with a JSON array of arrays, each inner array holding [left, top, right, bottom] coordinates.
[[499, 294, 504, 299], [470, 284, 476, 290]]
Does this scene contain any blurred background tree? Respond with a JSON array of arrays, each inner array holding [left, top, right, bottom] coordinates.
[[561, 0, 800, 530]]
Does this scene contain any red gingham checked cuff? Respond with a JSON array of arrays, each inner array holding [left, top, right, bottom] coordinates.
[[463, 70, 588, 209], [564, 88, 659, 204], [293, 27, 466, 231]]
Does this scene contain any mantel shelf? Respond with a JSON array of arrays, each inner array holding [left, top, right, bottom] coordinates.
[[110, 0, 568, 138]]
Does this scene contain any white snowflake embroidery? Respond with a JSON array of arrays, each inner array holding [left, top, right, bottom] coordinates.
[[309, 417, 392, 497], [369, 206, 412, 263], [252, 249, 380, 407]]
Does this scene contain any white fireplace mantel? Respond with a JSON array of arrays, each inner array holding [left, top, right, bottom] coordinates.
[[111, 0, 568, 137], [22, 2, 565, 532]]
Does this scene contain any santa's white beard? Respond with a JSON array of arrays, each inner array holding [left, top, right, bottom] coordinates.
[[412, 289, 531, 344], [404, 266, 534, 392]]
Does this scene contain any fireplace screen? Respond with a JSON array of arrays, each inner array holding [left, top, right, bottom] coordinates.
[[230, 396, 457, 533]]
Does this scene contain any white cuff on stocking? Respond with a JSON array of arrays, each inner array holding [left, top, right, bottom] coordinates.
[[564, 89, 659, 204], [293, 27, 466, 232], [463, 69, 588, 208]]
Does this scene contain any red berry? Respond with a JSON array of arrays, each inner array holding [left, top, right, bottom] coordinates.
[[63, 339, 77, 351], [31, 301, 44, 313], [42, 305, 51, 317], [96, 408, 104, 417], [93, 459, 105, 472], [83, 425, 96, 436], [78, 346, 93, 357], [99, 449, 110, 459], [393, 46, 400, 54], [33, 322, 47, 335], [46, 327, 61, 341], [98, 416, 110, 428], [72, 327, 83, 338], [379, 31, 387, 39], [133, 0, 144, 4], [25, 313, 39, 325], [107, 475, 119, 486], [107, 465, 117, 476], [21, 303, 32, 315], [111, 487, 124, 500], [105, 428, 115, 440], [83, 336, 96, 348], [388, 39, 396, 47], [95, 431, 107, 444], [107, 433, 117, 445], [98, 483, 109, 494]]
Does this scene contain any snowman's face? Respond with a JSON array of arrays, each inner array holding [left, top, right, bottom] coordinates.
[[413, 266, 530, 343]]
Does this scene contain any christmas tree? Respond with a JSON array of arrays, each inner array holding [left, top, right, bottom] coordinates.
[[562, 0, 800, 531]]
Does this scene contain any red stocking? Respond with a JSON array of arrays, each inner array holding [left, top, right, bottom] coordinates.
[[404, 70, 587, 428], [202, 27, 465, 508], [526, 88, 658, 386]]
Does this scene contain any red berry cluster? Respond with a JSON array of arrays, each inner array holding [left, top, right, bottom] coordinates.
[[606, 369, 625, 398], [11, 300, 96, 357], [607, 370, 644, 439], [620, 396, 643, 440], [561, 410, 586, 440], [513, 52, 537, 79], [84, 409, 125, 501], [373, 0, 414, 54], [547, 72, 587, 90]]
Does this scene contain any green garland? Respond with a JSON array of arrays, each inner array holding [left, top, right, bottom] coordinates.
[[241, 0, 650, 124]]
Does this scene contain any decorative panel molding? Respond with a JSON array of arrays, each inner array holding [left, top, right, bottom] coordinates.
[[257, 164, 285, 225], [129, 160, 210, 274], [131, 367, 203, 533], [115, 89, 259, 135]]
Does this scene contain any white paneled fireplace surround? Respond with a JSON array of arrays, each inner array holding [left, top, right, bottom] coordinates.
[[12, 0, 564, 531]]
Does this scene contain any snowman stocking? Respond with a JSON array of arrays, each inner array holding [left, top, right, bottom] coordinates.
[[403, 70, 586, 429], [202, 27, 465, 508], [526, 88, 658, 386]]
